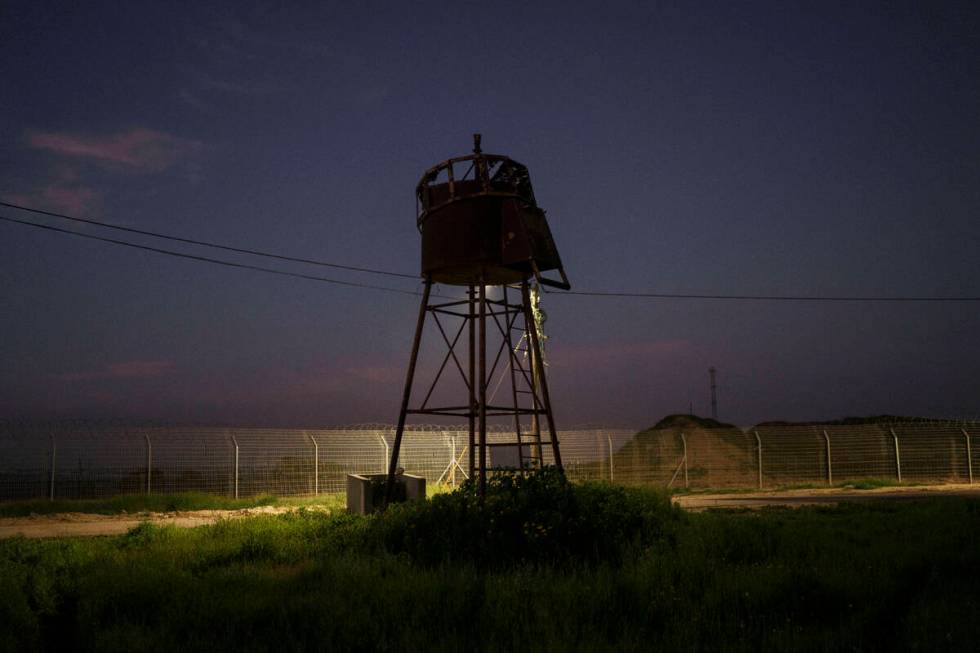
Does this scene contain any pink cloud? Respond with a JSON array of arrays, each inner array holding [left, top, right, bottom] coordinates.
[[264, 359, 403, 398], [549, 340, 695, 368], [4, 183, 99, 214], [107, 360, 176, 378], [5, 184, 98, 215], [4, 166, 99, 215], [57, 360, 175, 383], [27, 128, 200, 171], [183, 356, 405, 408], [345, 363, 403, 384], [43, 186, 96, 214], [195, 72, 284, 95]]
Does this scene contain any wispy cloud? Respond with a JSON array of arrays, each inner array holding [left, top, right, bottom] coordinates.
[[180, 11, 313, 106], [3, 166, 100, 215], [344, 363, 403, 384], [193, 11, 335, 60], [5, 185, 97, 215], [57, 360, 176, 383], [194, 72, 284, 95], [26, 128, 201, 172], [549, 340, 695, 368], [178, 88, 209, 110], [108, 361, 176, 378]]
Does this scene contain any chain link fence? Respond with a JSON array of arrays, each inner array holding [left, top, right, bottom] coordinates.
[[0, 421, 975, 501], [612, 421, 978, 489]]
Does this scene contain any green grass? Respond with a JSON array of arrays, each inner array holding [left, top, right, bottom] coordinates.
[[838, 477, 906, 490], [669, 485, 769, 495], [668, 477, 929, 495], [0, 492, 344, 518], [1, 471, 979, 651]]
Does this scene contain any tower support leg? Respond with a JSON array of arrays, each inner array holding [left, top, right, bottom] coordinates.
[[384, 280, 432, 506], [478, 281, 488, 498], [385, 278, 563, 507], [468, 285, 476, 480]]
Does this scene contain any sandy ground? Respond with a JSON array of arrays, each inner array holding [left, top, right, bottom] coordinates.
[[0, 505, 308, 539], [673, 483, 980, 510], [2, 484, 978, 539]]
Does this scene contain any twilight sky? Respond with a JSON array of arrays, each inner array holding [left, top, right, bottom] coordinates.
[[1, 1, 978, 428]]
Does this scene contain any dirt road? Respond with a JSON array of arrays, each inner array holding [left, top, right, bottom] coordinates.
[[0, 505, 302, 539], [673, 483, 980, 510]]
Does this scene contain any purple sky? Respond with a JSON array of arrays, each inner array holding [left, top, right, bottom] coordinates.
[[1, 2, 978, 428]]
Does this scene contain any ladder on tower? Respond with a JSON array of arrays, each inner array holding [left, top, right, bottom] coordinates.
[[494, 284, 548, 473]]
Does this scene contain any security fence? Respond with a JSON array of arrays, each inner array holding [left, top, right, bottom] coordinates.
[[610, 422, 977, 489], [0, 421, 976, 501]]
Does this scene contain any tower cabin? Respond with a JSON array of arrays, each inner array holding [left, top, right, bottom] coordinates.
[[416, 134, 570, 289]]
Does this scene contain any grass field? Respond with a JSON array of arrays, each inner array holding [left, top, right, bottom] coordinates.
[[0, 477, 917, 517], [2, 472, 979, 651], [668, 477, 916, 495]]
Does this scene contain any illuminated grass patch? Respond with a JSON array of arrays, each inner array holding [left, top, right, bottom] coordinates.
[[0, 492, 343, 518]]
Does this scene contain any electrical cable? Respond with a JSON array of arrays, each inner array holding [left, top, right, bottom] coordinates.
[[546, 288, 980, 303], [0, 214, 425, 297], [3, 201, 978, 303], [0, 200, 417, 279]]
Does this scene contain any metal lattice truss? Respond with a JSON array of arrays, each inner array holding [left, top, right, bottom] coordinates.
[[386, 280, 563, 501]]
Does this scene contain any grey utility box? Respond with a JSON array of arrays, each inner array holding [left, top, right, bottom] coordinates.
[[347, 473, 426, 515]]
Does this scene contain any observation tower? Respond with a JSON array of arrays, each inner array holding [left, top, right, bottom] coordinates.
[[385, 135, 570, 501]]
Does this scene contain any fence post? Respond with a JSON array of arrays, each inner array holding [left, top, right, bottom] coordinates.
[[144, 434, 152, 495], [450, 432, 457, 487], [754, 431, 763, 489], [307, 432, 319, 496], [680, 432, 689, 488], [378, 433, 390, 472], [890, 428, 902, 482], [822, 430, 832, 486], [607, 433, 614, 482], [963, 429, 973, 485], [49, 434, 56, 501], [231, 435, 240, 499]]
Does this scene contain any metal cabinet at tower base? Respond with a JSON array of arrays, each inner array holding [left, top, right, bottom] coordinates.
[[347, 472, 425, 514]]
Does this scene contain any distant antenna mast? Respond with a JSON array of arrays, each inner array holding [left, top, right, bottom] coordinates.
[[709, 367, 718, 420]]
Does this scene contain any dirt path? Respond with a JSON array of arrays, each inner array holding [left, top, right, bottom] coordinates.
[[673, 483, 980, 510], [3, 484, 979, 539], [0, 505, 307, 539]]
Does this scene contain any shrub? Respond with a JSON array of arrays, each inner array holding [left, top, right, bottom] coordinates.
[[368, 468, 680, 567]]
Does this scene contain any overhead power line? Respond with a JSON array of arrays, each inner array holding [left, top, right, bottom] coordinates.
[[3, 201, 978, 303], [549, 289, 980, 303], [0, 200, 417, 279], [0, 214, 424, 297]]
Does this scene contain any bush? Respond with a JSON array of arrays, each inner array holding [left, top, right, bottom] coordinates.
[[368, 468, 680, 567]]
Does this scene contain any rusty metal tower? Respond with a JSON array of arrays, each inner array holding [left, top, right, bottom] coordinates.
[[385, 135, 570, 501]]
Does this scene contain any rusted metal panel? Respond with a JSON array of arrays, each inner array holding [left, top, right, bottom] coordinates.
[[416, 135, 570, 289]]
